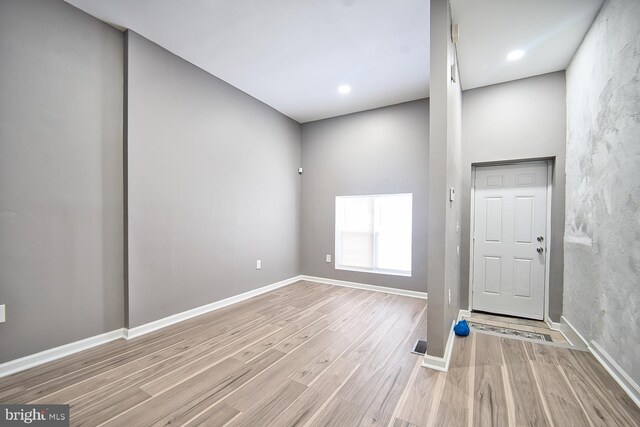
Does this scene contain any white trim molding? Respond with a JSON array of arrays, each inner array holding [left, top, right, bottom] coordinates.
[[468, 161, 553, 322], [0, 275, 424, 377], [545, 319, 562, 331], [0, 329, 124, 378], [590, 341, 640, 408], [125, 275, 303, 339], [544, 318, 572, 344], [561, 316, 640, 408], [543, 161, 553, 324], [422, 319, 457, 372], [0, 275, 304, 377], [0, 276, 420, 378], [299, 275, 427, 300], [559, 316, 589, 350]]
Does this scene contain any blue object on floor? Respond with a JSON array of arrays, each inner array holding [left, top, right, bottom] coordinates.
[[454, 319, 470, 337]]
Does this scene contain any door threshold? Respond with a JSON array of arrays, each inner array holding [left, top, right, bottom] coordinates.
[[471, 309, 542, 323], [468, 310, 548, 330], [461, 311, 570, 345], [468, 328, 584, 351]]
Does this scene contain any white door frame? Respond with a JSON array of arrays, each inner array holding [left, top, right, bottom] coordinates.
[[468, 159, 553, 323]]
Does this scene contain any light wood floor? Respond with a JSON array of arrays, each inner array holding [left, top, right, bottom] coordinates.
[[1, 281, 638, 426]]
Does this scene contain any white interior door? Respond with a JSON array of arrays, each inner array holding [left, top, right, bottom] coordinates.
[[472, 162, 548, 320]]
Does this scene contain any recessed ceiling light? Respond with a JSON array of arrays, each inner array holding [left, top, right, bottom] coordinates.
[[507, 50, 525, 61], [338, 84, 351, 94]]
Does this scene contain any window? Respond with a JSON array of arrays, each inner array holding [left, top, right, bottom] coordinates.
[[335, 193, 412, 276]]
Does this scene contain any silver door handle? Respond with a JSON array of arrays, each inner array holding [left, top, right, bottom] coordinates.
[[537, 247, 544, 253], [537, 236, 544, 242]]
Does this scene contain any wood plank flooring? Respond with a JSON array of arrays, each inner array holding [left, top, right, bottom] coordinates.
[[1, 280, 638, 426]]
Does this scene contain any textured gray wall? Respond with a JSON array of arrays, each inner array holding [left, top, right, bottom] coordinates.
[[0, 0, 124, 362], [565, 0, 640, 383], [126, 32, 301, 328], [460, 72, 567, 321], [300, 99, 429, 292], [426, 0, 463, 358]]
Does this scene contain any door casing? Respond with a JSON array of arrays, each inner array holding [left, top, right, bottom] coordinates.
[[468, 159, 553, 323]]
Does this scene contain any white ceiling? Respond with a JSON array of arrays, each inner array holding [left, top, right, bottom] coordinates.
[[450, 0, 604, 90], [65, 0, 430, 123], [64, 0, 604, 121]]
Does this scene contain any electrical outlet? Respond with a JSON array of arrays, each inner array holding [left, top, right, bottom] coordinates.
[[448, 290, 451, 306], [0, 305, 5, 323], [256, 260, 261, 270], [326, 254, 332, 263]]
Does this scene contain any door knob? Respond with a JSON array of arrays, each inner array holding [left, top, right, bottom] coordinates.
[[537, 236, 544, 242], [537, 247, 544, 253]]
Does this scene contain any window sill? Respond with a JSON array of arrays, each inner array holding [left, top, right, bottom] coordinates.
[[335, 265, 412, 278]]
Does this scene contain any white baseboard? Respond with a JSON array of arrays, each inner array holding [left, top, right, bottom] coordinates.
[[422, 319, 456, 372], [0, 275, 304, 377], [545, 319, 562, 331], [0, 329, 124, 378], [561, 315, 640, 408], [590, 340, 640, 408], [559, 315, 589, 349], [125, 275, 303, 339], [299, 275, 427, 300], [0, 275, 421, 378], [545, 318, 572, 344], [458, 309, 471, 319]]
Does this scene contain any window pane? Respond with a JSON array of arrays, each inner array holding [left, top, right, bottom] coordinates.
[[336, 197, 374, 268], [375, 195, 412, 272], [335, 194, 412, 276], [341, 197, 374, 232], [340, 231, 374, 268]]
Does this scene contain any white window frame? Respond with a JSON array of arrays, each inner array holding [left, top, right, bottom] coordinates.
[[334, 193, 412, 277]]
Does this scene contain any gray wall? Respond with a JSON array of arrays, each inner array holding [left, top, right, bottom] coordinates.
[[126, 32, 301, 328], [0, 0, 124, 362], [460, 72, 567, 321], [426, 0, 463, 358], [300, 99, 429, 292], [565, 0, 640, 384]]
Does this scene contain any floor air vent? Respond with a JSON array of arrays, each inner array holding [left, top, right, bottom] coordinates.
[[411, 339, 427, 355]]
